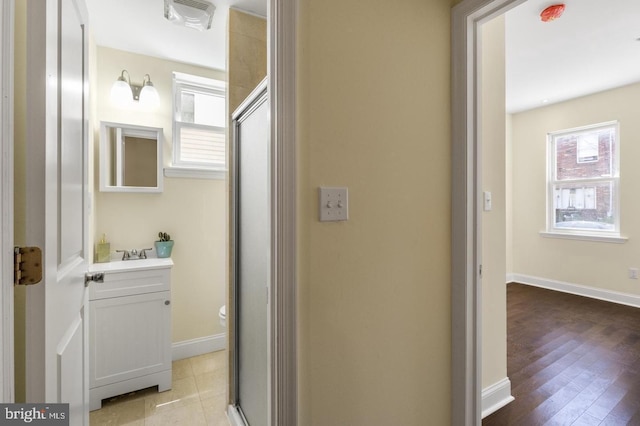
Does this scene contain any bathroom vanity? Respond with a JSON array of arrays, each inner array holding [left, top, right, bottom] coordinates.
[[88, 258, 173, 411]]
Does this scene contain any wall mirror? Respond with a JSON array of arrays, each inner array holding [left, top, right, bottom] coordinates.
[[100, 122, 163, 193]]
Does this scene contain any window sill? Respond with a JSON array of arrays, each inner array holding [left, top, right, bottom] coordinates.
[[539, 231, 628, 244], [164, 166, 226, 180]]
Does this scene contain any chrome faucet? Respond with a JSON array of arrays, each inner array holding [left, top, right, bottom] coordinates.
[[116, 249, 130, 260], [115, 248, 153, 261]]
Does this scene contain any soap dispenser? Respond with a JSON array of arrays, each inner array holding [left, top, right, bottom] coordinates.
[[96, 234, 111, 263]]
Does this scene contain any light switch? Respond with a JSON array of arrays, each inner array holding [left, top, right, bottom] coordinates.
[[483, 191, 492, 211], [319, 187, 349, 222]]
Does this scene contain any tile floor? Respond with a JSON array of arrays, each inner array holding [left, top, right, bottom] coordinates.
[[90, 351, 230, 426]]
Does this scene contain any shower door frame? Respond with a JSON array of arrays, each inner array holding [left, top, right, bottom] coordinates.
[[264, 0, 297, 423], [267, 0, 298, 423], [230, 79, 270, 426]]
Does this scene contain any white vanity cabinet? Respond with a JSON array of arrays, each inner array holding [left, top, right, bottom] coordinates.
[[88, 259, 173, 411]]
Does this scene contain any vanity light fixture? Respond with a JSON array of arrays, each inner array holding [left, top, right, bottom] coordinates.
[[110, 70, 160, 109], [164, 0, 215, 31]]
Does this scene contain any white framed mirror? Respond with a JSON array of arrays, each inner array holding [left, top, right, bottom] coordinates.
[[99, 121, 163, 193]]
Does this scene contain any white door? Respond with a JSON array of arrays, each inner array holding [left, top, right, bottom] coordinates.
[[25, 0, 89, 423]]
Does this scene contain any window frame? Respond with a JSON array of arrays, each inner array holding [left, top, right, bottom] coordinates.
[[546, 121, 621, 239], [168, 72, 226, 179]]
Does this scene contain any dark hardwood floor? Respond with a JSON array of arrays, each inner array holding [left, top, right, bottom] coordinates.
[[483, 283, 640, 426]]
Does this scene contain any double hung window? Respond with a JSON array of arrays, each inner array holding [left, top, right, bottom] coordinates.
[[548, 122, 619, 236], [171, 72, 226, 177]]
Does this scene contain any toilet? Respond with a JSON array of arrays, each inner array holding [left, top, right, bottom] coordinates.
[[219, 305, 226, 327]]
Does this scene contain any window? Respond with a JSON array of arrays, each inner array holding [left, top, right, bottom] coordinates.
[[548, 122, 619, 236], [169, 72, 226, 178], [577, 134, 599, 163]]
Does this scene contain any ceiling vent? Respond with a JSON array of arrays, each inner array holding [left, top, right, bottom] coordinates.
[[164, 0, 216, 31]]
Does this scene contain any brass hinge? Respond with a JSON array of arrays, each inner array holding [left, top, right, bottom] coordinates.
[[14, 247, 43, 286]]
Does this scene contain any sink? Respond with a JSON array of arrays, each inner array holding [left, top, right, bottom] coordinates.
[[89, 257, 173, 273]]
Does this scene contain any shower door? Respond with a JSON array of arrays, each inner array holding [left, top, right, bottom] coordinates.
[[231, 79, 269, 426]]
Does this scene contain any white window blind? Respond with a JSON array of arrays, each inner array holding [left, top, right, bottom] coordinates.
[[178, 125, 226, 165]]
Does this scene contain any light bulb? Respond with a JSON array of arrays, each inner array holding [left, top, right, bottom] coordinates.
[[110, 77, 133, 107], [139, 84, 160, 109]]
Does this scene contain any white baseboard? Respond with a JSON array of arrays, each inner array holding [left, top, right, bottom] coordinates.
[[172, 333, 226, 361], [482, 377, 514, 418], [506, 273, 515, 283], [511, 274, 640, 309]]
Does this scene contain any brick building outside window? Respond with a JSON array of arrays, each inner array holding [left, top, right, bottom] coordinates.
[[548, 122, 619, 234]]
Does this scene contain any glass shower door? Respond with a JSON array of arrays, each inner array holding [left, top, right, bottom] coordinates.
[[233, 81, 269, 426]]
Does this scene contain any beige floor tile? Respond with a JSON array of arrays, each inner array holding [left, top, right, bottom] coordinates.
[[144, 376, 201, 417], [190, 351, 227, 376], [172, 358, 194, 380], [144, 399, 207, 426], [89, 398, 145, 425], [90, 352, 228, 425], [195, 368, 227, 400], [201, 393, 230, 426]]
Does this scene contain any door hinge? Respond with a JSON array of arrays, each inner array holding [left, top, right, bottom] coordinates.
[[14, 246, 43, 286], [479, 264, 483, 278]]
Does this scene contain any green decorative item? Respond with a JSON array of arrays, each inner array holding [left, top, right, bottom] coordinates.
[[155, 232, 174, 258]]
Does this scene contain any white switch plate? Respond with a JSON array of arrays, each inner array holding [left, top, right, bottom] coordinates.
[[483, 191, 492, 212], [319, 187, 349, 222]]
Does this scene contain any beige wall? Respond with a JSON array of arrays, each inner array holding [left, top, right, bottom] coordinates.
[[94, 47, 227, 343], [480, 16, 507, 389], [511, 82, 640, 294], [227, 9, 267, 113], [298, 0, 454, 423]]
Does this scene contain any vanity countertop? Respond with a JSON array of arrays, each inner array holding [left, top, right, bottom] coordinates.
[[89, 257, 173, 273]]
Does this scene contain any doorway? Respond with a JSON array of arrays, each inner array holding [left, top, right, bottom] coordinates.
[[451, 0, 526, 424], [3, 0, 297, 424]]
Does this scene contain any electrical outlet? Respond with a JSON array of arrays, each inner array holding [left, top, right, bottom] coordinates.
[[629, 268, 639, 280]]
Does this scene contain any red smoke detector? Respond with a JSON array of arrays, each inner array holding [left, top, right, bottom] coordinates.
[[540, 4, 565, 22]]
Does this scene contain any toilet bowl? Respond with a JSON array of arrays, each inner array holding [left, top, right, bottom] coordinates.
[[219, 305, 226, 327]]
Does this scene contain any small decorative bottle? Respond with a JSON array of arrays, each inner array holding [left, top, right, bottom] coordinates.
[[96, 233, 111, 263]]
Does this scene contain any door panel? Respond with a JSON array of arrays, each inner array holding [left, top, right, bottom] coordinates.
[[57, 313, 84, 425], [49, 0, 89, 417], [26, 0, 89, 422], [59, 0, 85, 263], [235, 83, 269, 426], [89, 291, 171, 389]]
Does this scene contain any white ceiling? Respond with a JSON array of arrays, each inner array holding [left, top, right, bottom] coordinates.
[[505, 0, 640, 113], [86, 0, 640, 114], [85, 0, 266, 71]]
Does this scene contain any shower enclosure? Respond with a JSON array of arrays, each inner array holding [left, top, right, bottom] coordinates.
[[229, 78, 269, 426]]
